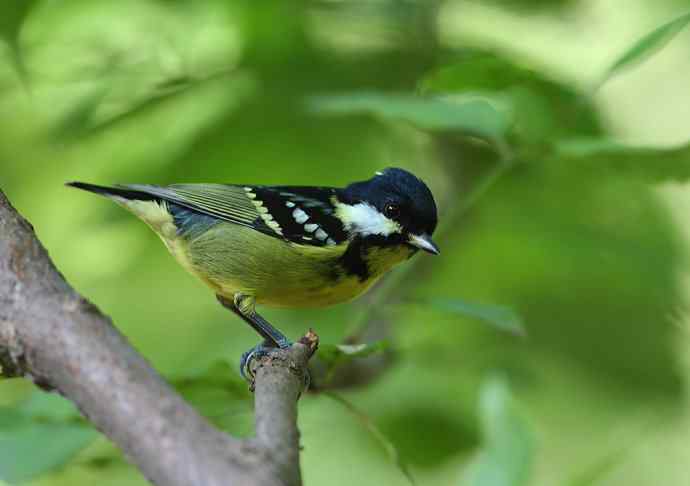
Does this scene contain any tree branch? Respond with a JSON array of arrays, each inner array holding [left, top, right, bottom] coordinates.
[[251, 332, 316, 486], [0, 189, 317, 486]]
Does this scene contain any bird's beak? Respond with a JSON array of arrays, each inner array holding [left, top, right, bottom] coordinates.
[[408, 233, 440, 255]]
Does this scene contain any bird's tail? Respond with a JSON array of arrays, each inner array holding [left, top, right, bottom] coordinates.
[[66, 182, 157, 201], [67, 181, 175, 234]]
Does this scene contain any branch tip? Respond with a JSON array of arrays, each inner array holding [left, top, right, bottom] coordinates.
[[299, 329, 320, 357]]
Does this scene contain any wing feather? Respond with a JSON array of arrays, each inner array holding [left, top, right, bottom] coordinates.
[[123, 183, 260, 227], [171, 188, 257, 217]]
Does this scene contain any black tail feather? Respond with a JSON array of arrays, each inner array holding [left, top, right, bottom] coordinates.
[[66, 182, 157, 201]]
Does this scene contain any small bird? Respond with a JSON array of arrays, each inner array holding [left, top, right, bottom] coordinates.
[[67, 167, 439, 378]]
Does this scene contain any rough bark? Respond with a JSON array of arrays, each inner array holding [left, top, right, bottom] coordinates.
[[0, 189, 316, 486]]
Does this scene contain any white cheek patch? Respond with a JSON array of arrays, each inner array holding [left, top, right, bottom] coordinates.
[[336, 202, 401, 237]]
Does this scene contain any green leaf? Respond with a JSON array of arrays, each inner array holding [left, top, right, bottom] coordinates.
[[427, 298, 526, 336], [325, 392, 416, 486], [20, 392, 82, 423], [468, 376, 533, 486], [600, 12, 690, 86], [0, 405, 96, 483], [555, 138, 690, 183], [317, 341, 390, 367], [420, 52, 603, 145], [316, 341, 391, 388], [308, 92, 510, 141]]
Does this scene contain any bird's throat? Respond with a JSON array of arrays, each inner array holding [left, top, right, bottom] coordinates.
[[338, 237, 413, 282]]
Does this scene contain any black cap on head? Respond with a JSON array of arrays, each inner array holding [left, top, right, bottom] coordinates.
[[341, 167, 439, 239]]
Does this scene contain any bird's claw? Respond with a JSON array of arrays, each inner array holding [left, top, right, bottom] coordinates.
[[240, 342, 273, 383], [240, 337, 293, 381], [239, 339, 312, 392]]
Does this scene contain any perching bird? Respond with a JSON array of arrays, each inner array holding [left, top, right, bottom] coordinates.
[[67, 167, 439, 378]]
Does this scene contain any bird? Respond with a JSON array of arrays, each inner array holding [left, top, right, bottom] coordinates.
[[67, 167, 439, 379]]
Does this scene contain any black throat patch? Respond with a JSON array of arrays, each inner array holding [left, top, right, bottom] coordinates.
[[338, 234, 406, 282]]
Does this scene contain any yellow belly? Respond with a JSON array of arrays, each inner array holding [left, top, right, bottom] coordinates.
[[169, 222, 412, 308]]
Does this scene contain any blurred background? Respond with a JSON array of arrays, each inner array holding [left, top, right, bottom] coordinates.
[[2, 0, 690, 485]]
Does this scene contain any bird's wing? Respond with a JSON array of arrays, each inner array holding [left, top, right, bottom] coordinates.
[[248, 185, 349, 246], [124, 183, 260, 227], [121, 183, 349, 246]]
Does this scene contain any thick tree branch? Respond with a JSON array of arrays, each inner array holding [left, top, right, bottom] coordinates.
[[0, 189, 316, 486]]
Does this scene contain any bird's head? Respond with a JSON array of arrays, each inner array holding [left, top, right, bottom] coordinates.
[[336, 167, 439, 255]]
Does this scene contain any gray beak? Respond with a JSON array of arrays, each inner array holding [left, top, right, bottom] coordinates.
[[408, 233, 440, 255]]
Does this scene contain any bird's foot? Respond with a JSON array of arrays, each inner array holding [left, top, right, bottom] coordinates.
[[240, 338, 292, 383], [240, 335, 316, 393]]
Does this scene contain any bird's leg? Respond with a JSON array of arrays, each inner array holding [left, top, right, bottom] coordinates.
[[217, 293, 292, 348], [217, 294, 293, 380]]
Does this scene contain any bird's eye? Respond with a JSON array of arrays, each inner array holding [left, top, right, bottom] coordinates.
[[384, 203, 400, 218]]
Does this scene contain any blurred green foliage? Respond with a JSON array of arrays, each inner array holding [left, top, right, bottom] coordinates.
[[0, 395, 95, 483], [468, 377, 533, 486], [1, 1, 690, 485]]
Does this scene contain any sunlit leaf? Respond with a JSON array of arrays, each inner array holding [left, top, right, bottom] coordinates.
[[555, 138, 690, 183], [426, 298, 526, 336], [326, 392, 416, 486], [600, 12, 690, 86], [308, 92, 510, 141], [467, 376, 533, 486], [0, 406, 96, 484]]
